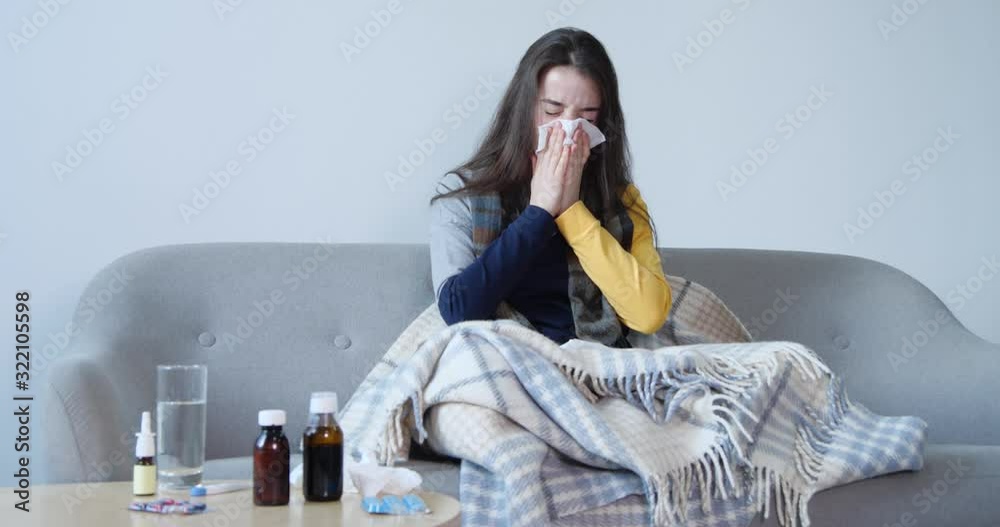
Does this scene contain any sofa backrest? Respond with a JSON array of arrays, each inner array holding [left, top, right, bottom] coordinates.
[[49, 243, 997, 477]]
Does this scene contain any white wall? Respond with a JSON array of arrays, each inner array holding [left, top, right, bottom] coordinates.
[[2, 0, 996, 380]]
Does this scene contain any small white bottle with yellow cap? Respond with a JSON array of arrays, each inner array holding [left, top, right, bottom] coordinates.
[[133, 411, 157, 496]]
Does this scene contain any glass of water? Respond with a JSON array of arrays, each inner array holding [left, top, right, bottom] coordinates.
[[156, 364, 208, 490]]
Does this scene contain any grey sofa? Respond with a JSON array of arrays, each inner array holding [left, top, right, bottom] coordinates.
[[37, 243, 1000, 525]]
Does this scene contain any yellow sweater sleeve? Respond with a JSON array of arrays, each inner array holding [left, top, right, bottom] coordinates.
[[554, 185, 672, 334]]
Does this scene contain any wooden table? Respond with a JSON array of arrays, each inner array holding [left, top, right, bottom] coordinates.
[[3, 480, 460, 526]]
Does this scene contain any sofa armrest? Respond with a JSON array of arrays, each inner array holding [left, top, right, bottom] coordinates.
[[37, 355, 131, 484], [660, 248, 1000, 445]]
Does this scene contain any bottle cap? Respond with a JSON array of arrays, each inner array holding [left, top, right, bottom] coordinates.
[[135, 411, 156, 458], [258, 409, 286, 426], [309, 392, 339, 415], [190, 485, 207, 497]]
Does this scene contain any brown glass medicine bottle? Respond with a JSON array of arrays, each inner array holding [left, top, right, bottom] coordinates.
[[302, 392, 343, 501], [253, 409, 290, 506]]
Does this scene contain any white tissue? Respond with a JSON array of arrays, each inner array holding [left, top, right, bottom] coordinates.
[[535, 118, 606, 153], [349, 461, 422, 498], [289, 451, 422, 498]]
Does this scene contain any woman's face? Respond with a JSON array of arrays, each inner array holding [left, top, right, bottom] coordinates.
[[534, 66, 601, 128]]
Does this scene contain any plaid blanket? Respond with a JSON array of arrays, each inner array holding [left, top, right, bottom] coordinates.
[[340, 275, 926, 527]]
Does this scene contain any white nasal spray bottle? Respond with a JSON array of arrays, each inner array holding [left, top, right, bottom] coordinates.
[[133, 411, 157, 496]]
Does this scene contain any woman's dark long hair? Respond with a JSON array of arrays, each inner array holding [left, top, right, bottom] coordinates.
[[432, 27, 654, 240]]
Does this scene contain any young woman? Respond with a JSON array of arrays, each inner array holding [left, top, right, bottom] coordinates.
[[429, 28, 672, 348]]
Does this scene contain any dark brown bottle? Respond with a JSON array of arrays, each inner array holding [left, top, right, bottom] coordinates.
[[303, 392, 343, 501], [253, 409, 290, 506]]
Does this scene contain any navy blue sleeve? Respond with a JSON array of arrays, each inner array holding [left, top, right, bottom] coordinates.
[[437, 205, 555, 324]]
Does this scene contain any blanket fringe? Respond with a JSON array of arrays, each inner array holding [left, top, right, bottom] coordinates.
[[553, 343, 833, 527], [777, 342, 830, 380], [749, 352, 846, 527], [557, 364, 595, 402], [555, 341, 829, 427], [791, 374, 851, 486], [750, 466, 812, 527], [556, 351, 765, 426], [646, 442, 754, 526], [379, 392, 428, 466]]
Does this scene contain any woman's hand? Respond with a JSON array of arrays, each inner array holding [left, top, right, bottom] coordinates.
[[529, 126, 590, 217], [529, 125, 569, 216], [559, 127, 590, 214]]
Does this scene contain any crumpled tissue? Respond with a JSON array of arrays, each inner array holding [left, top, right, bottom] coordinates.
[[290, 452, 429, 514], [535, 118, 606, 153]]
